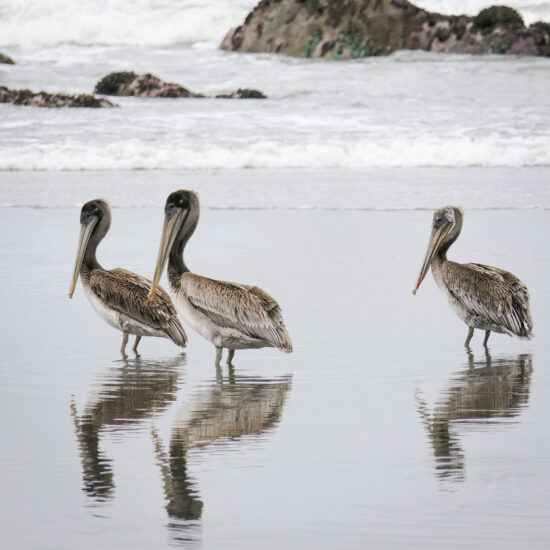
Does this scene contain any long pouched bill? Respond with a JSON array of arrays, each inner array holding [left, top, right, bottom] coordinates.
[[149, 209, 184, 298], [412, 224, 451, 295], [69, 217, 98, 298]]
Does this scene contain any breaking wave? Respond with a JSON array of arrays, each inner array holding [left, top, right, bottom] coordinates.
[[2, 136, 549, 170], [0, 0, 253, 48], [1, 0, 548, 49]]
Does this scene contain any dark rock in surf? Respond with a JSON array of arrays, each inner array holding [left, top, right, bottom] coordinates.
[[94, 72, 204, 98], [0, 52, 15, 64], [219, 0, 550, 58], [0, 86, 117, 108], [94, 72, 267, 99], [216, 88, 267, 99], [474, 5, 524, 28], [93, 71, 138, 95]]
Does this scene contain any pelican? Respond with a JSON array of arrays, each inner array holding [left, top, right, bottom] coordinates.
[[412, 206, 533, 347], [69, 199, 187, 354], [149, 189, 293, 366]]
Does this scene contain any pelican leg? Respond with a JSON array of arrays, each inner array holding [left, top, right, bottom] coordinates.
[[133, 335, 142, 352], [121, 332, 129, 354], [464, 327, 474, 347], [215, 347, 222, 367], [227, 349, 235, 365], [483, 331, 491, 347]]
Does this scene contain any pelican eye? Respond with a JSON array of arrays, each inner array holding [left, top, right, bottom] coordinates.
[[436, 216, 453, 231], [166, 202, 182, 215]]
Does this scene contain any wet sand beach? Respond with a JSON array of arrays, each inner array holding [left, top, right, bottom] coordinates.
[[1, 175, 549, 548], [2, 0, 550, 545]]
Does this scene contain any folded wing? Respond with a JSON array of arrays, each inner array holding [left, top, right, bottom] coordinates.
[[182, 273, 292, 352], [445, 262, 532, 339], [89, 268, 187, 346]]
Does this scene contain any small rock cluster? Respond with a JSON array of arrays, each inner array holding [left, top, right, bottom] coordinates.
[[0, 86, 117, 108], [94, 71, 267, 99], [1, 71, 266, 109], [94, 72, 204, 98]]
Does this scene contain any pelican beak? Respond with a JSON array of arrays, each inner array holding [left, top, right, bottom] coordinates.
[[149, 208, 185, 298], [412, 223, 451, 295], [69, 215, 98, 298]]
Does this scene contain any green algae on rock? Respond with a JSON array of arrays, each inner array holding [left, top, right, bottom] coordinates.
[[220, 0, 550, 58]]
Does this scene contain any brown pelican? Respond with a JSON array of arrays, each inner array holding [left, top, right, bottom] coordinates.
[[149, 190, 293, 366], [413, 206, 533, 347], [69, 198, 187, 354]]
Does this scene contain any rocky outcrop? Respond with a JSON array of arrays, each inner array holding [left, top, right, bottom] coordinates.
[[0, 52, 15, 64], [0, 87, 117, 108], [94, 72, 267, 99], [220, 0, 550, 58], [94, 72, 204, 98]]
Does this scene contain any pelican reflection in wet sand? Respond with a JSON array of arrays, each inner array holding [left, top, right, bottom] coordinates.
[[149, 190, 293, 366], [69, 199, 187, 354], [413, 206, 533, 347]]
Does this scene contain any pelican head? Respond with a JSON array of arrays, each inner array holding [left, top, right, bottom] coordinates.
[[413, 206, 463, 295], [69, 199, 111, 298], [149, 190, 200, 298]]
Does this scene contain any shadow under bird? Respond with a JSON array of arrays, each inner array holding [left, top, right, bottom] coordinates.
[[149, 189, 293, 366], [412, 206, 533, 347], [69, 198, 187, 354]]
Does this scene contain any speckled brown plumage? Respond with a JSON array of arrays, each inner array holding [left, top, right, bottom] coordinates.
[[180, 273, 293, 352], [85, 267, 187, 347], [414, 205, 533, 347], [70, 198, 187, 353], [150, 189, 292, 365], [439, 261, 532, 339]]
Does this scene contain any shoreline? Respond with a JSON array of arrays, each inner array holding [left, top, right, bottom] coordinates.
[[1, 166, 549, 210]]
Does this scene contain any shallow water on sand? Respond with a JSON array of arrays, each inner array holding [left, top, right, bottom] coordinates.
[[1, 199, 549, 549]]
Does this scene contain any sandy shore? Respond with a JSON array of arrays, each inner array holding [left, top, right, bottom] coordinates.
[[1, 166, 550, 210], [1, 199, 549, 549]]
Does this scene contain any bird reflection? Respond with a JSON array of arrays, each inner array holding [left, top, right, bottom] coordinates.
[[416, 351, 532, 484], [152, 365, 292, 527], [71, 354, 185, 502]]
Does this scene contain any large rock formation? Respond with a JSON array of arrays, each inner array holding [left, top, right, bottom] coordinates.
[[0, 87, 117, 108], [220, 1, 550, 58], [0, 52, 15, 64], [94, 72, 267, 99]]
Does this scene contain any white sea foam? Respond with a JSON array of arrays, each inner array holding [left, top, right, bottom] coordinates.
[[1, 136, 549, 170], [0, 0, 253, 48], [416, 0, 550, 24], [1, 1, 549, 175]]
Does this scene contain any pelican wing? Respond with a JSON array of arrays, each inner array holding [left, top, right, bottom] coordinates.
[[444, 262, 532, 338], [182, 273, 292, 351], [89, 268, 187, 346]]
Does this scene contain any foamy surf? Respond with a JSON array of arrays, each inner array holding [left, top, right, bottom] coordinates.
[[0, 0, 254, 48], [1, 136, 549, 171], [2, 0, 549, 50]]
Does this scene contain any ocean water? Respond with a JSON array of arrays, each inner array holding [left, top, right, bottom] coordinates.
[[0, 0, 550, 172], [1, 2, 550, 549]]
